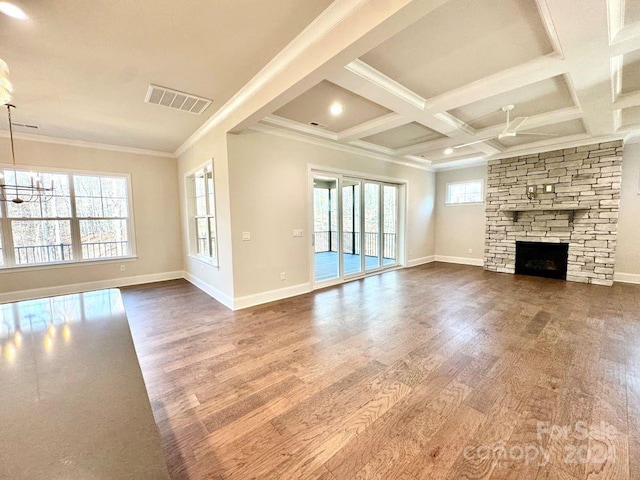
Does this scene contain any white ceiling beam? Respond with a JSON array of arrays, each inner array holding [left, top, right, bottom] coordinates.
[[423, 54, 568, 113], [394, 106, 584, 156], [337, 113, 410, 141], [345, 60, 426, 110], [542, 0, 616, 136], [327, 53, 570, 153], [224, 0, 450, 134], [613, 90, 640, 109]]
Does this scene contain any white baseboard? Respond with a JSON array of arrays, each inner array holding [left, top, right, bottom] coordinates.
[[233, 282, 312, 310], [0, 271, 184, 305], [406, 255, 435, 267], [434, 255, 484, 267], [613, 271, 640, 284], [182, 271, 235, 310]]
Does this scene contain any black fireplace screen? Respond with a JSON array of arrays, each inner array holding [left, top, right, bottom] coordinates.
[[515, 241, 569, 280]]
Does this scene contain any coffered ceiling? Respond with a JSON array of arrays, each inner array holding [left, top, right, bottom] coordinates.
[[2, 0, 640, 170], [257, 0, 640, 170]]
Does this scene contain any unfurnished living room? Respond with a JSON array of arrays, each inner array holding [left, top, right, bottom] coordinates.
[[1, 0, 640, 478]]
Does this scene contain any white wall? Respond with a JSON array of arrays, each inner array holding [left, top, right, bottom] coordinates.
[[434, 165, 487, 265], [617, 141, 640, 280], [177, 129, 236, 307], [226, 130, 436, 300], [0, 137, 183, 300]]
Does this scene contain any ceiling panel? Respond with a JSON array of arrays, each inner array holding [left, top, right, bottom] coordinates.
[[0, 0, 333, 152], [621, 50, 640, 94], [621, 105, 640, 126], [360, 0, 553, 99], [273, 81, 391, 133], [496, 119, 586, 147], [625, 0, 640, 26], [362, 122, 443, 149], [449, 76, 575, 129]]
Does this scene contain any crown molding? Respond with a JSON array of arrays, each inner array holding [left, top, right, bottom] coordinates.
[[488, 133, 625, 161], [262, 115, 338, 140], [0, 129, 176, 158], [344, 59, 426, 110], [337, 112, 409, 141], [433, 157, 488, 171], [535, 0, 565, 58], [248, 122, 434, 172], [174, 0, 370, 158]]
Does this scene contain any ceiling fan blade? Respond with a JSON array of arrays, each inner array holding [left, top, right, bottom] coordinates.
[[502, 116, 527, 135]]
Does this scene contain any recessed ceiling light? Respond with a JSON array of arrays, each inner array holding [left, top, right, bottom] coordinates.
[[0, 2, 27, 20], [443, 147, 454, 155], [329, 103, 343, 116]]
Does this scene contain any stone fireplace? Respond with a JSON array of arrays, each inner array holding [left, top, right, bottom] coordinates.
[[484, 140, 623, 286]]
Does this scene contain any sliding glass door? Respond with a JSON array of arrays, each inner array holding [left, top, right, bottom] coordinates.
[[342, 179, 362, 276], [313, 175, 339, 282], [312, 172, 400, 286]]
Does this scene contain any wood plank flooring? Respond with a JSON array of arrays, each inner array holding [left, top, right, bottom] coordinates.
[[121, 262, 640, 479]]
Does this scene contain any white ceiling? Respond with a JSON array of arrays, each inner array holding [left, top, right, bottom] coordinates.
[[0, 0, 332, 152], [2, 0, 640, 170]]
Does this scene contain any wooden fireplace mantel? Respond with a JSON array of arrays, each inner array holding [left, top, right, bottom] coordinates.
[[500, 205, 585, 222]]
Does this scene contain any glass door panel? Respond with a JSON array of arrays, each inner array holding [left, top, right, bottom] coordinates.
[[364, 183, 381, 271], [313, 176, 339, 282], [383, 185, 398, 266], [342, 179, 361, 276]]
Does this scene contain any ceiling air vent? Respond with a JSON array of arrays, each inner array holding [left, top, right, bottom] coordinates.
[[144, 84, 212, 115]]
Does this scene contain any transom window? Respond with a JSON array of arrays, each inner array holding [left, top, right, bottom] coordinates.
[[445, 180, 484, 205], [187, 163, 218, 265], [0, 168, 134, 267]]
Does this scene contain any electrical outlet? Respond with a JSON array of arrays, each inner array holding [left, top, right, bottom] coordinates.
[[242, 231, 251, 241], [293, 229, 304, 237], [120, 264, 126, 272], [280, 272, 286, 281]]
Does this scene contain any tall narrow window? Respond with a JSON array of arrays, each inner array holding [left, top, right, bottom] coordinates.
[[74, 175, 130, 259], [190, 164, 218, 265]]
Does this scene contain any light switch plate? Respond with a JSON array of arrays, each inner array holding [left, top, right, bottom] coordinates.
[[544, 184, 555, 193]]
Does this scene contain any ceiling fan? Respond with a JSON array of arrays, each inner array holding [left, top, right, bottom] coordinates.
[[447, 105, 558, 152]]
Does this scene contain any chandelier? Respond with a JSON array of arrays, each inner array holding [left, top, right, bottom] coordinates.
[[1, 59, 53, 204]]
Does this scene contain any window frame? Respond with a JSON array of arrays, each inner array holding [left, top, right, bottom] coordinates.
[[186, 161, 219, 267], [0, 164, 136, 270], [445, 179, 485, 205]]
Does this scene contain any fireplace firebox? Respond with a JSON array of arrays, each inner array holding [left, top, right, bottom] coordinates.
[[515, 241, 569, 280]]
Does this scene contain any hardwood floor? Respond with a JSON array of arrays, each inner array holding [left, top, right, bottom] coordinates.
[[121, 262, 640, 479]]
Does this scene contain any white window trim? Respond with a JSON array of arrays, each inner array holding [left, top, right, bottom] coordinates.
[[185, 160, 219, 267], [445, 179, 485, 205], [0, 164, 136, 269]]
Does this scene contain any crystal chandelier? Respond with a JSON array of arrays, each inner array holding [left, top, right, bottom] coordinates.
[[1, 59, 53, 204]]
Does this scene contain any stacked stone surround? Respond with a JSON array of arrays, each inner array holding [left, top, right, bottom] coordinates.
[[484, 140, 623, 286]]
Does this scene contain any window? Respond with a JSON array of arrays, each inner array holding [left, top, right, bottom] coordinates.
[[188, 163, 218, 265], [0, 168, 133, 267], [445, 180, 484, 205]]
